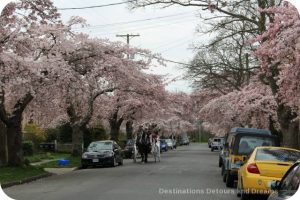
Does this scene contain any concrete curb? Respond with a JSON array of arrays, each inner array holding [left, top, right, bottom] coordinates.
[[1, 172, 53, 189]]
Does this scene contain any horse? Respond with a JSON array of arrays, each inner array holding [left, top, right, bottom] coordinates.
[[136, 131, 151, 163]]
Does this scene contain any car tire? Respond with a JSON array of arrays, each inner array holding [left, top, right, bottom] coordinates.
[[221, 165, 225, 176], [81, 164, 87, 169], [226, 172, 235, 188], [118, 158, 123, 166], [211, 148, 214, 152], [240, 181, 250, 200], [223, 171, 227, 182], [111, 157, 117, 167], [218, 157, 222, 167]]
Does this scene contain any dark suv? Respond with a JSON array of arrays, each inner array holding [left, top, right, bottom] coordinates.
[[123, 139, 135, 158], [221, 127, 279, 188]]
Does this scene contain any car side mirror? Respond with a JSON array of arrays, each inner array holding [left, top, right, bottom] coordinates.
[[270, 180, 281, 191]]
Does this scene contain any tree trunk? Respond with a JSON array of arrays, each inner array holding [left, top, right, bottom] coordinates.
[[126, 120, 133, 140], [6, 119, 23, 166], [278, 104, 299, 148], [109, 118, 123, 142], [71, 125, 84, 156], [0, 121, 8, 166]]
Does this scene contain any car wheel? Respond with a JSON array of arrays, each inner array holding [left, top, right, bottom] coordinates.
[[223, 171, 227, 182], [211, 148, 214, 152], [218, 157, 222, 167], [221, 165, 225, 176], [111, 156, 117, 167], [118, 158, 123, 166], [226, 172, 235, 188], [81, 164, 87, 169], [236, 177, 241, 197]]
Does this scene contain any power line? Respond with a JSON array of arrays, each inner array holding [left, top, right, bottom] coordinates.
[[58, 0, 135, 10], [79, 18, 199, 36], [72, 10, 200, 31]]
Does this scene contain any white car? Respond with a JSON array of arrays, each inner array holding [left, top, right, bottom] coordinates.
[[165, 139, 174, 149], [210, 138, 224, 151]]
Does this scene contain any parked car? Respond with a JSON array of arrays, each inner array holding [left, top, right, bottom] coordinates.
[[211, 137, 224, 151], [237, 147, 300, 199], [179, 137, 190, 145], [81, 140, 123, 168], [222, 127, 279, 188], [165, 139, 174, 150], [208, 138, 213, 148], [268, 160, 300, 200], [160, 139, 168, 152], [219, 148, 225, 167], [123, 139, 135, 159], [172, 139, 177, 149]]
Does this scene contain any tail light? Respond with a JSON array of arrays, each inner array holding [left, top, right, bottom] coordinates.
[[247, 163, 260, 174]]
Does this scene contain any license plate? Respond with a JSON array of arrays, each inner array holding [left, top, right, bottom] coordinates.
[[92, 159, 99, 163]]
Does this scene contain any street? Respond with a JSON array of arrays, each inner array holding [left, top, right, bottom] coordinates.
[[4, 143, 239, 200]]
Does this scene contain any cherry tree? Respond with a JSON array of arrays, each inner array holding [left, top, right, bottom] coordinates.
[[95, 73, 167, 141], [0, 0, 73, 165], [254, 2, 300, 147], [199, 78, 278, 136]]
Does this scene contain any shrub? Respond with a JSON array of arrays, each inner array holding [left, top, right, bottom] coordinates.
[[23, 123, 46, 149], [22, 140, 34, 156]]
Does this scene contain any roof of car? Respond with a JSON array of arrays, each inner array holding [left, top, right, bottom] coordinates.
[[255, 146, 300, 152], [230, 127, 271, 135], [93, 140, 114, 143]]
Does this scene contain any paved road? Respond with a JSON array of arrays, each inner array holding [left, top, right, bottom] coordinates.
[[4, 143, 239, 200]]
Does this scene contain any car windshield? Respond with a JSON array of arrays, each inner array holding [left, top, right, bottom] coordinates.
[[238, 136, 276, 155], [87, 142, 112, 152], [256, 148, 300, 162]]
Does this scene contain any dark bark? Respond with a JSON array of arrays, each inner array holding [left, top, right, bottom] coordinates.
[[0, 92, 33, 166], [0, 121, 8, 166], [71, 125, 84, 156], [126, 120, 134, 140], [277, 104, 299, 148], [109, 107, 123, 141], [6, 120, 23, 166]]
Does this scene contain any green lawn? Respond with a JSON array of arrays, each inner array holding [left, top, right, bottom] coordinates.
[[25, 152, 71, 163], [0, 166, 47, 184], [39, 156, 81, 168]]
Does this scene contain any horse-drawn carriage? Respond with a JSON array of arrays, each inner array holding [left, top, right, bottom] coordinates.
[[133, 140, 160, 163]]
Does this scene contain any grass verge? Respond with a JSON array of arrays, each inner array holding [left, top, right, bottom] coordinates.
[[25, 152, 71, 163], [0, 166, 47, 185], [39, 156, 81, 168]]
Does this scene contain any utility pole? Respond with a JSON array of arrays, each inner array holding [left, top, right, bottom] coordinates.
[[116, 34, 140, 59]]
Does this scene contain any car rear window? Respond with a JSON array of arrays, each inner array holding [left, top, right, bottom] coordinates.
[[256, 149, 300, 162], [237, 136, 276, 155], [214, 139, 221, 142]]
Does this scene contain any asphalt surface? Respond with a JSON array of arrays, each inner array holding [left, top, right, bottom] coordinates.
[[4, 143, 239, 200]]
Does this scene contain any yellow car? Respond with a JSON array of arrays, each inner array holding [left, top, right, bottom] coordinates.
[[237, 146, 300, 200]]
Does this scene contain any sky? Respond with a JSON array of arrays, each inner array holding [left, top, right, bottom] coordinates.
[[51, 0, 205, 93], [1, 0, 300, 93]]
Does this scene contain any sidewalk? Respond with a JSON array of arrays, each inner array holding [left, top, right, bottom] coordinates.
[[44, 167, 77, 175], [30, 159, 58, 166]]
